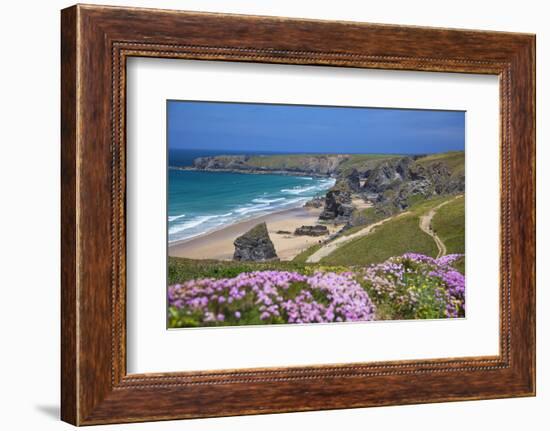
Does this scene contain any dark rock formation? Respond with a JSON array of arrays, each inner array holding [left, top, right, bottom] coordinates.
[[294, 225, 329, 236], [360, 156, 465, 212], [194, 155, 250, 170], [406, 161, 452, 192], [395, 157, 414, 180], [362, 160, 405, 194], [445, 172, 465, 194], [336, 168, 361, 192], [390, 179, 432, 210], [304, 196, 324, 208], [319, 185, 352, 222], [233, 223, 278, 261], [276, 230, 292, 235], [337, 204, 355, 222]]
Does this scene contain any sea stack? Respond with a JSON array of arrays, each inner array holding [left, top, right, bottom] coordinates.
[[319, 183, 353, 222], [233, 222, 278, 261]]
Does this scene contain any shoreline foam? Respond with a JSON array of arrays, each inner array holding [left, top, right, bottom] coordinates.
[[168, 171, 335, 243], [168, 206, 340, 261]]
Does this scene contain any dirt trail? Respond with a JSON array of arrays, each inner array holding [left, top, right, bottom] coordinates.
[[306, 211, 410, 263], [418, 195, 462, 258]]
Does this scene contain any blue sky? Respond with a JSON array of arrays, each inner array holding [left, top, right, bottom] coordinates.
[[167, 100, 464, 154]]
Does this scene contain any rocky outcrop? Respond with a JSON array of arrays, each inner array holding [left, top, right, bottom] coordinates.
[[391, 180, 432, 210], [188, 152, 465, 229], [336, 204, 355, 222], [412, 161, 452, 194], [336, 168, 361, 192], [362, 160, 406, 195], [319, 184, 353, 222], [321, 166, 373, 223], [361, 156, 465, 211], [194, 155, 250, 170], [233, 223, 278, 261], [304, 196, 324, 208], [294, 225, 329, 236], [445, 172, 465, 194], [317, 154, 465, 227]]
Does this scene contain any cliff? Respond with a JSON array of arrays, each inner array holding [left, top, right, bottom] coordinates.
[[183, 151, 465, 227], [321, 151, 465, 225], [186, 153, 402, 177]]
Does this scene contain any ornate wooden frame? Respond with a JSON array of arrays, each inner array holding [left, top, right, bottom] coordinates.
[[61, 4, 536, 425]]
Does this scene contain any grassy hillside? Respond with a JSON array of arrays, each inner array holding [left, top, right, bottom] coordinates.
[[431, 196, 465, 254], [321, 214, 437, 266], [291, 194, 465, 266], [318, 196, 453, 266], [246, 154, 320, 169], [292, 243, 323, 264], [336, 154, 401, 172], [431, 195, 465, 272]]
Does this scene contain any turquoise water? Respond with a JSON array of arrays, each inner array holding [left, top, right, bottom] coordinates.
[[168, 169, 334, 243]]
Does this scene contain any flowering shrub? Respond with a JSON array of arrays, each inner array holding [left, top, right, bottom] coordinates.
[[167, 254, 465, 328], [168, 270, 375, 327], [362, 253, 465, 320]]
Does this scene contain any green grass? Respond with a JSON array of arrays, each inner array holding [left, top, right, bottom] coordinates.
[[432, 195, 465, 273], [292, 243, 323, 263], [432, 196, 465, 254], [168, 257, 314, 284], [336, 154, 400, 172], [405, 195, 452, 214], [318, 196, 453, 266], [339, 224, 370, 237], [318, 194, 464, 269], [344, 207, 387, 234], [168, 256, 354, 285], [320, 213, 438, 266], [340, 210, 387, 238]]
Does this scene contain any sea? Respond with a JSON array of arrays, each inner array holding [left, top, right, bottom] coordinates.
[[168, 149, 335, 243]]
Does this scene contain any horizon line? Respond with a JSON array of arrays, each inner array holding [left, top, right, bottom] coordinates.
[[169, 147, 464, 156]]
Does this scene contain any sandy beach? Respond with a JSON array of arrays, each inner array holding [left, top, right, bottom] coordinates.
[[168, 206, 339, 261]]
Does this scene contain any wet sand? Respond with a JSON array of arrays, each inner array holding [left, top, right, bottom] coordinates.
[[168, 206, 339, 261]]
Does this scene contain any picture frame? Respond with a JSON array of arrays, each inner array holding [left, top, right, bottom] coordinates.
[[60, 4, 535, 425]]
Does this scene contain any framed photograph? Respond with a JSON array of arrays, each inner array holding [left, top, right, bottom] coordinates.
[[61, 4, 535, 425]]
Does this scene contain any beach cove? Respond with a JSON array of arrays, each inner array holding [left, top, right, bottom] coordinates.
[[167, 151, 336, 250], [169, 205, 339, 261]]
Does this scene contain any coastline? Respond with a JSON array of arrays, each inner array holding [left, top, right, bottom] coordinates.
[[168, 165, 335, 179], [168, 206, 339, 261]]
